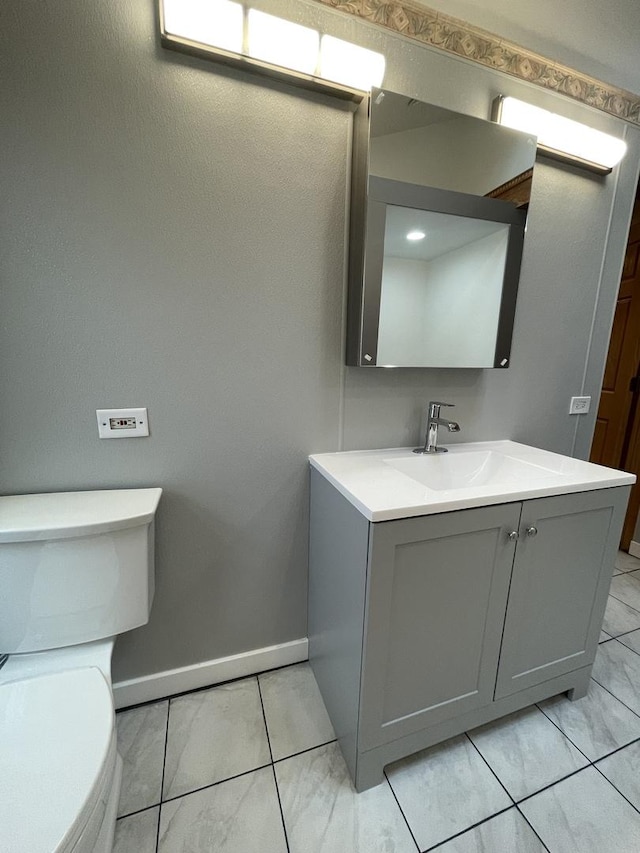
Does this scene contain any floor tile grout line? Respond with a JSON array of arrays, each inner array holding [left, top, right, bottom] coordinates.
[[464, 732, 516, 805], [153, 740, 340, 808], [420, 805, 515, 853], [591, 732, 640, 764], [590, 673, 640, 720], [153, 805, 161, 853], [513, 805, 552, 853], [154, 701, 171, 853], [458, 733, 551, 852], [116, 803, 162, 822], [607, 590, 640, 614], [468, 712, 605, 809], [536, 684, 640, 765], [607, 584, 640, 613], [609, 560, 640, 592], [515, 765, 595, 807], [603, 625, 640, 641], [534, 701, 595, 765], [383, 769, 421, 853], [160, 761, 274, 806], [256, 677, 291, 853], [269, 764, 292, 853], [525, 697, 626, 844], [606, 584, 640, 605], [614, 636, 640, 657], [273, 738, 338, 765], [255, 676, 275, 764], [591, 760, 640, 817]]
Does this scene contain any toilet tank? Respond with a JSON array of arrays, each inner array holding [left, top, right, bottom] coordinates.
[[0, 488, 162, 654]]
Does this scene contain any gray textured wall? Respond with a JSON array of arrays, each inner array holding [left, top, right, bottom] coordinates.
[[1, 0, 639, 681]]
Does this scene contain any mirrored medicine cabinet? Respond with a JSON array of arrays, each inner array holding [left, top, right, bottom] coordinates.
[[346, 88, 538, 368]]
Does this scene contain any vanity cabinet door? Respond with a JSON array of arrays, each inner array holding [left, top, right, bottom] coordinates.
[[359, 503, 521, 750], [494, 487, 629, 700]]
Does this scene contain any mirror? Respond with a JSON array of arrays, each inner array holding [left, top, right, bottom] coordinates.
[[346, 88, 537, 368]]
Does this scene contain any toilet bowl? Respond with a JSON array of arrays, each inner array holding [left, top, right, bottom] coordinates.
[[0, 488, 162, 853]]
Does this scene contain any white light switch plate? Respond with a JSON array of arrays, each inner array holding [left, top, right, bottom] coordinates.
[[569, 396, 591, 415], [96, 408, 149, 438]]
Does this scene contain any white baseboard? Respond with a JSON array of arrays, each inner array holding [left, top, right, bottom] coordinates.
[[113, 637, 308, 709], [629, 540, 640, 559]]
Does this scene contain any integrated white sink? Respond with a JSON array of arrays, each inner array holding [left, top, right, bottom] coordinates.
[[385, 449, 564, 492], [309, 440, 635, 521]]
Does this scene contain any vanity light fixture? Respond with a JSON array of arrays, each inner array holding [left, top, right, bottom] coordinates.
[[406, 230, 426, 241], [247, 10, 318, 76], [162, 0, 243, 54], [159, 0, 385, 101], [319, 35, 386, 92], [492, 95, 627, 175]]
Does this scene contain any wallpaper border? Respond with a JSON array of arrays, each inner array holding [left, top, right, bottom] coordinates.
[[312, 0, 640, 126]]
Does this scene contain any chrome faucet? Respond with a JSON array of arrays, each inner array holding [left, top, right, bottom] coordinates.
[[414, 401, 461, 454]]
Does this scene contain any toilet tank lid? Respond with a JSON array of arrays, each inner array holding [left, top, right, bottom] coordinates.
[[0, 487, 162, 543]]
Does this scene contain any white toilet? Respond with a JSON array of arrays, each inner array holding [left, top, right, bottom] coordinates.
[[0, 487, 162, 853]]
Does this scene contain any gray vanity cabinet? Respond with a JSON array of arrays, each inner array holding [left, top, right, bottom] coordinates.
[[494, 489, 622, 699], [309, 468, 629, 792], [358, 503, 520, 749]]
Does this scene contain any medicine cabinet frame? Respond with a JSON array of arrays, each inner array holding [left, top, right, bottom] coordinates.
[[346, 90, 535, 369]]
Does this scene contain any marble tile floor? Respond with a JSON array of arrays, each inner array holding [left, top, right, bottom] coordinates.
[[114, 552, 640, 853]]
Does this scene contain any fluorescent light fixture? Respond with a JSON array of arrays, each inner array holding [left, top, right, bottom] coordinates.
[[319, 35, 385, 91], [406, 230, 426, 241], [493, 95, 627, 174], [163, 0, 243, 54], [160, 1, 384, 99], [248, 10, 319, 75]]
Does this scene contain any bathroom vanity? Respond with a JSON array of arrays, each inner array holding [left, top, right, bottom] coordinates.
[[308, 441, 634, 791]]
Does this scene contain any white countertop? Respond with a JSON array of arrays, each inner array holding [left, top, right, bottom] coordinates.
[[309, 440, 636, 521]]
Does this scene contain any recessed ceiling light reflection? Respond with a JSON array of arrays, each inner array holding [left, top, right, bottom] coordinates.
[[406, 230, 426, 241]]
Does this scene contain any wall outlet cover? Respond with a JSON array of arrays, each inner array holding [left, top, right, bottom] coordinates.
[[96, 408, 149, 438]]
